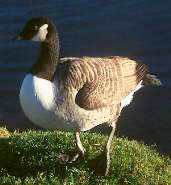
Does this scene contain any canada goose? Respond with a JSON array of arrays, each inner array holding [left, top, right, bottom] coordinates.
[[13, 16, 161, 176]]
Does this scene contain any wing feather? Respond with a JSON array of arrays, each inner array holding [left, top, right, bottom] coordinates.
[[58, 57, 149, 110]]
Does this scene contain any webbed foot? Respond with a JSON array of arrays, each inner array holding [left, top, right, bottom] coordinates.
[[57, 151, 85, 166]]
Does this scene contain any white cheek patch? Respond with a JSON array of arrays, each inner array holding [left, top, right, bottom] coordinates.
[[32, 24, 48, 42]]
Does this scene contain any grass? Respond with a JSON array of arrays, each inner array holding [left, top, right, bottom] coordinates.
[[0, 127, 170, 184]]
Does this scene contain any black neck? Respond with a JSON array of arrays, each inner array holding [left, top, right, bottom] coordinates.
[[29, 29, 59, 81]]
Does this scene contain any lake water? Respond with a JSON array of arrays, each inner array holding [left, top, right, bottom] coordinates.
[[0, 0, 170, 154]]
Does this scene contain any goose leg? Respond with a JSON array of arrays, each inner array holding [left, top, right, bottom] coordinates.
[[57, 132, 85, 164], [88, 124, 116, 176], [69, 132, 86, 163], [75, 132, 86, 155]]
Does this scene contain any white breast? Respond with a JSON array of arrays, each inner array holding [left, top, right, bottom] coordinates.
[[19, 74, 57, 128]]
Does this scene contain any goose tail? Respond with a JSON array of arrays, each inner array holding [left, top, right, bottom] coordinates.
[[142, 74, 162, 86]]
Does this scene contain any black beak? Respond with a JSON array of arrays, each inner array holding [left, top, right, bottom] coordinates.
[[12, 34, 24, 42]]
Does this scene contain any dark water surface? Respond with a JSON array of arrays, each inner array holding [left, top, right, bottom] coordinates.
[[0, 0, 170, 153]]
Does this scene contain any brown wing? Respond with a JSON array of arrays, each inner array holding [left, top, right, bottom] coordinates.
[[59, 56, 149, 110]]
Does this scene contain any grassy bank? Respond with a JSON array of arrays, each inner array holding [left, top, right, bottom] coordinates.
[[0, 127, 170, 184]]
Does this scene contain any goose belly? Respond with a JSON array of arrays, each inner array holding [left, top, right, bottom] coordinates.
[[55, 101, 111, 132], [19, 74, 110, 132]]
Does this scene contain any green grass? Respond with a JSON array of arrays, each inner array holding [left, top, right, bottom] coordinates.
[[0, 128, 170, 184]]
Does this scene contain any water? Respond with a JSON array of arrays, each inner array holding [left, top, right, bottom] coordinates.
[[0, 0, 170, 154]]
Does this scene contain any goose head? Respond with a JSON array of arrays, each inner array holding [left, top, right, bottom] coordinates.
[[12, 17, 59, 81], [13, 17, 57, 43]]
